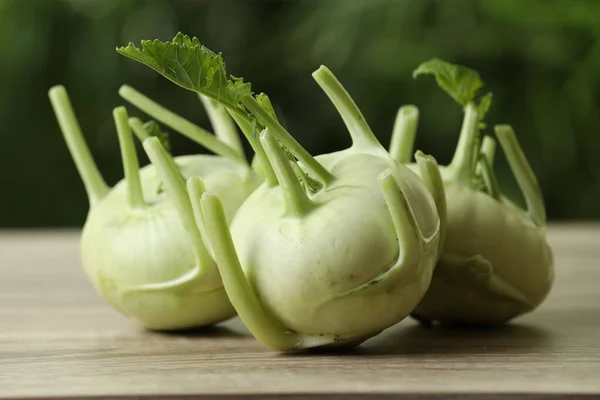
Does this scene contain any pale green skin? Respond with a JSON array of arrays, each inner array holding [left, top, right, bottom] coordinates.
[[409, 165, 554, 325], [391, 103, 555, 326], [82, 155, 261, 330], [111, 63, 445, 350], [230, 149, 440, 338], [49, 83, 263, 331]]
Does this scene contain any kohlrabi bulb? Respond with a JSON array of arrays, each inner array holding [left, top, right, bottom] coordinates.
[[115, 35, 447, 349], [49, 85, 261, 330], [387, 59, 554, 325], [185, 66, 446, 351]]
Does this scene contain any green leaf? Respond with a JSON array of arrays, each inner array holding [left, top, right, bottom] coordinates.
[[413, 58, 484, 107], [117, 32, 252, 110], [477, 92, 493, 129], [413, 58, 493, 129], [142, 120, 171, 154]]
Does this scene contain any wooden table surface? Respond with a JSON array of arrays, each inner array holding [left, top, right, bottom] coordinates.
[[1, 225, 600, 399]]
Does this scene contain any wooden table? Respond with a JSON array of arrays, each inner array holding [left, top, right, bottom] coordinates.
[[1, 225, 600, 399]]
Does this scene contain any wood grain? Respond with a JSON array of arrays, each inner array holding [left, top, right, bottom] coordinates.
[[1, 224, 599, 399]]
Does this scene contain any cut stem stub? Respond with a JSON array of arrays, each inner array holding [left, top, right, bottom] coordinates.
[[312, 65, 383, 153], [113, 106, 145, 209], [48, 85, 109, 207], [495, 125, 546, 226], [389, 105, 419, 164]]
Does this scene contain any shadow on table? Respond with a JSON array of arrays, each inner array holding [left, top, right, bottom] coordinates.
[[149, 325, 246, 338], [141, 317, 553, 356], [363, 321, 552, 355], [283, 320, 553, 357]]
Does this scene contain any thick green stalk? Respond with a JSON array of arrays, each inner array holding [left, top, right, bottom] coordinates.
[[128, 117, 149, 142], [475, 135, 497, 183], [143, 138, 219, 287], [480, 135, 497, 167], [312, 65, 383, 152], [242, 95, 335, 187], [119, 85, 243, 162], [378, 170, 423, 269], [199, 94, 245, 158], [260, 129, 314, 216], [389, 105, 419, 164], [449, 104, 479, 185], [227, 109, 277, 186], [478, 154, 501, 201], [48, 86, 109, 207], [113, 107, 145, 209], [495, 125, 546, 226], [415, 151, 446, 248]]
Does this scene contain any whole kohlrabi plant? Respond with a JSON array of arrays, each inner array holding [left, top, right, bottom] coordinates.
[[387, 59, 554, 325], [48, 85, 261, 330], [117, 33, 447, 350]]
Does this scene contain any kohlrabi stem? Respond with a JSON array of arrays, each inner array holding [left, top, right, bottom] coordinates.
[[199, 94, 245, 158], [475, 135, 497, 180], [389, 105, 419, 164], [378, 170, 422, 268], [143, 137, 215, 271], [48, 86, 109, 207], [480, 135, 497, 166], [415, 151, 446, 248], [192, 187, 294, 351], [227, 109, 277, 186], [449, 103, 479, 185], [260, 129, 314, 216], [478, 154, 501, 201], [495, 125, 546, 226], [241, 95, 335, 187], [128, 117, 150, 142], [119, 85, 244, 162], [312, 65, 383, 152], [113, 107, 145, 209]]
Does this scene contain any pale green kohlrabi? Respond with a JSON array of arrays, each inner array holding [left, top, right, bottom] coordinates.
[[48, 86, 261, 330], [388, 59, 554, 325], [116, 33, 448, 350]]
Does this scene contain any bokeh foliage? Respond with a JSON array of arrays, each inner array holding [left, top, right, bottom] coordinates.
[[1, 0, 599, 227]]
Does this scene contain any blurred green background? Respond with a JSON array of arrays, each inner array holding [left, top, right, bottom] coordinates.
[[1, 0, 599, 227]]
